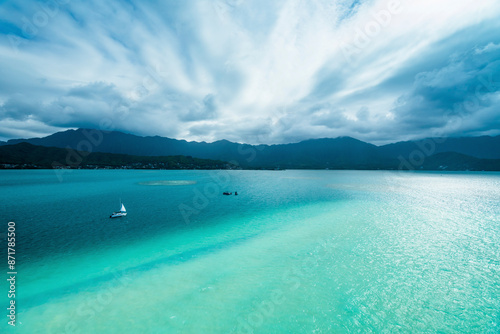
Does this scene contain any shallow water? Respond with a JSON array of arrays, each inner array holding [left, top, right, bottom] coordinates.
[[1, 170, 499, 333]]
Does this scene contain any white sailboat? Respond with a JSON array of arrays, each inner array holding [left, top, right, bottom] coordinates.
[[110, 202, 127, 218]]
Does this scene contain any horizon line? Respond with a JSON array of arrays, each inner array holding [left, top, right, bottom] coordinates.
[[2, 127, 500, 148]]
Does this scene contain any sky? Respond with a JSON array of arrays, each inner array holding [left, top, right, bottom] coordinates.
[[0, 0, 499, 145]]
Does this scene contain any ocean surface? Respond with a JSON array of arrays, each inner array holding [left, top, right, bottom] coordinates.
[[1, 169, 499, 333]]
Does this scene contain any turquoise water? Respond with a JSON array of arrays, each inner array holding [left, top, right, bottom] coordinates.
[[1, 169, 499, 333]]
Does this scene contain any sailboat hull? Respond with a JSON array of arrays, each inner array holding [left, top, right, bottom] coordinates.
[[110, 212, 127, 218]]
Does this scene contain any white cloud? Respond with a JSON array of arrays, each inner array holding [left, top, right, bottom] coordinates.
[[0, 0, 499, 143]]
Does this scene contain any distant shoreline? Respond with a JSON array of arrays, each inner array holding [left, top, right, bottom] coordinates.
[[2, 140, 500, 172], [2, 166, 499, 172]]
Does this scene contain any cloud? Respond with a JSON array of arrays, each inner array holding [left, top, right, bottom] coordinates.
[[0, 0, 499, 143], [475, 42, 500, 55], [178, 94, 218, 122], [390, 37, 500, 138]]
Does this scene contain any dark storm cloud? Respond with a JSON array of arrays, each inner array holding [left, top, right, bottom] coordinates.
[[391, 41, 500, 138]]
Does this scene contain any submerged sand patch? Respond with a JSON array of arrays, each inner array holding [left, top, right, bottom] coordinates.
[[138, 180, 197, 186]]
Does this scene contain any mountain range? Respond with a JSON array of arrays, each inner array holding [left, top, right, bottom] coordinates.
[[1, 128, 500, 170], [0, 142, 231, 170]]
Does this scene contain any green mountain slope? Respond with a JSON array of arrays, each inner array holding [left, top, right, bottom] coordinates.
[[0, 143, 234, 170]]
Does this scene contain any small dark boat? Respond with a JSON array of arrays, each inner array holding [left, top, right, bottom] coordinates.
[[223, 192, 232, 195]]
